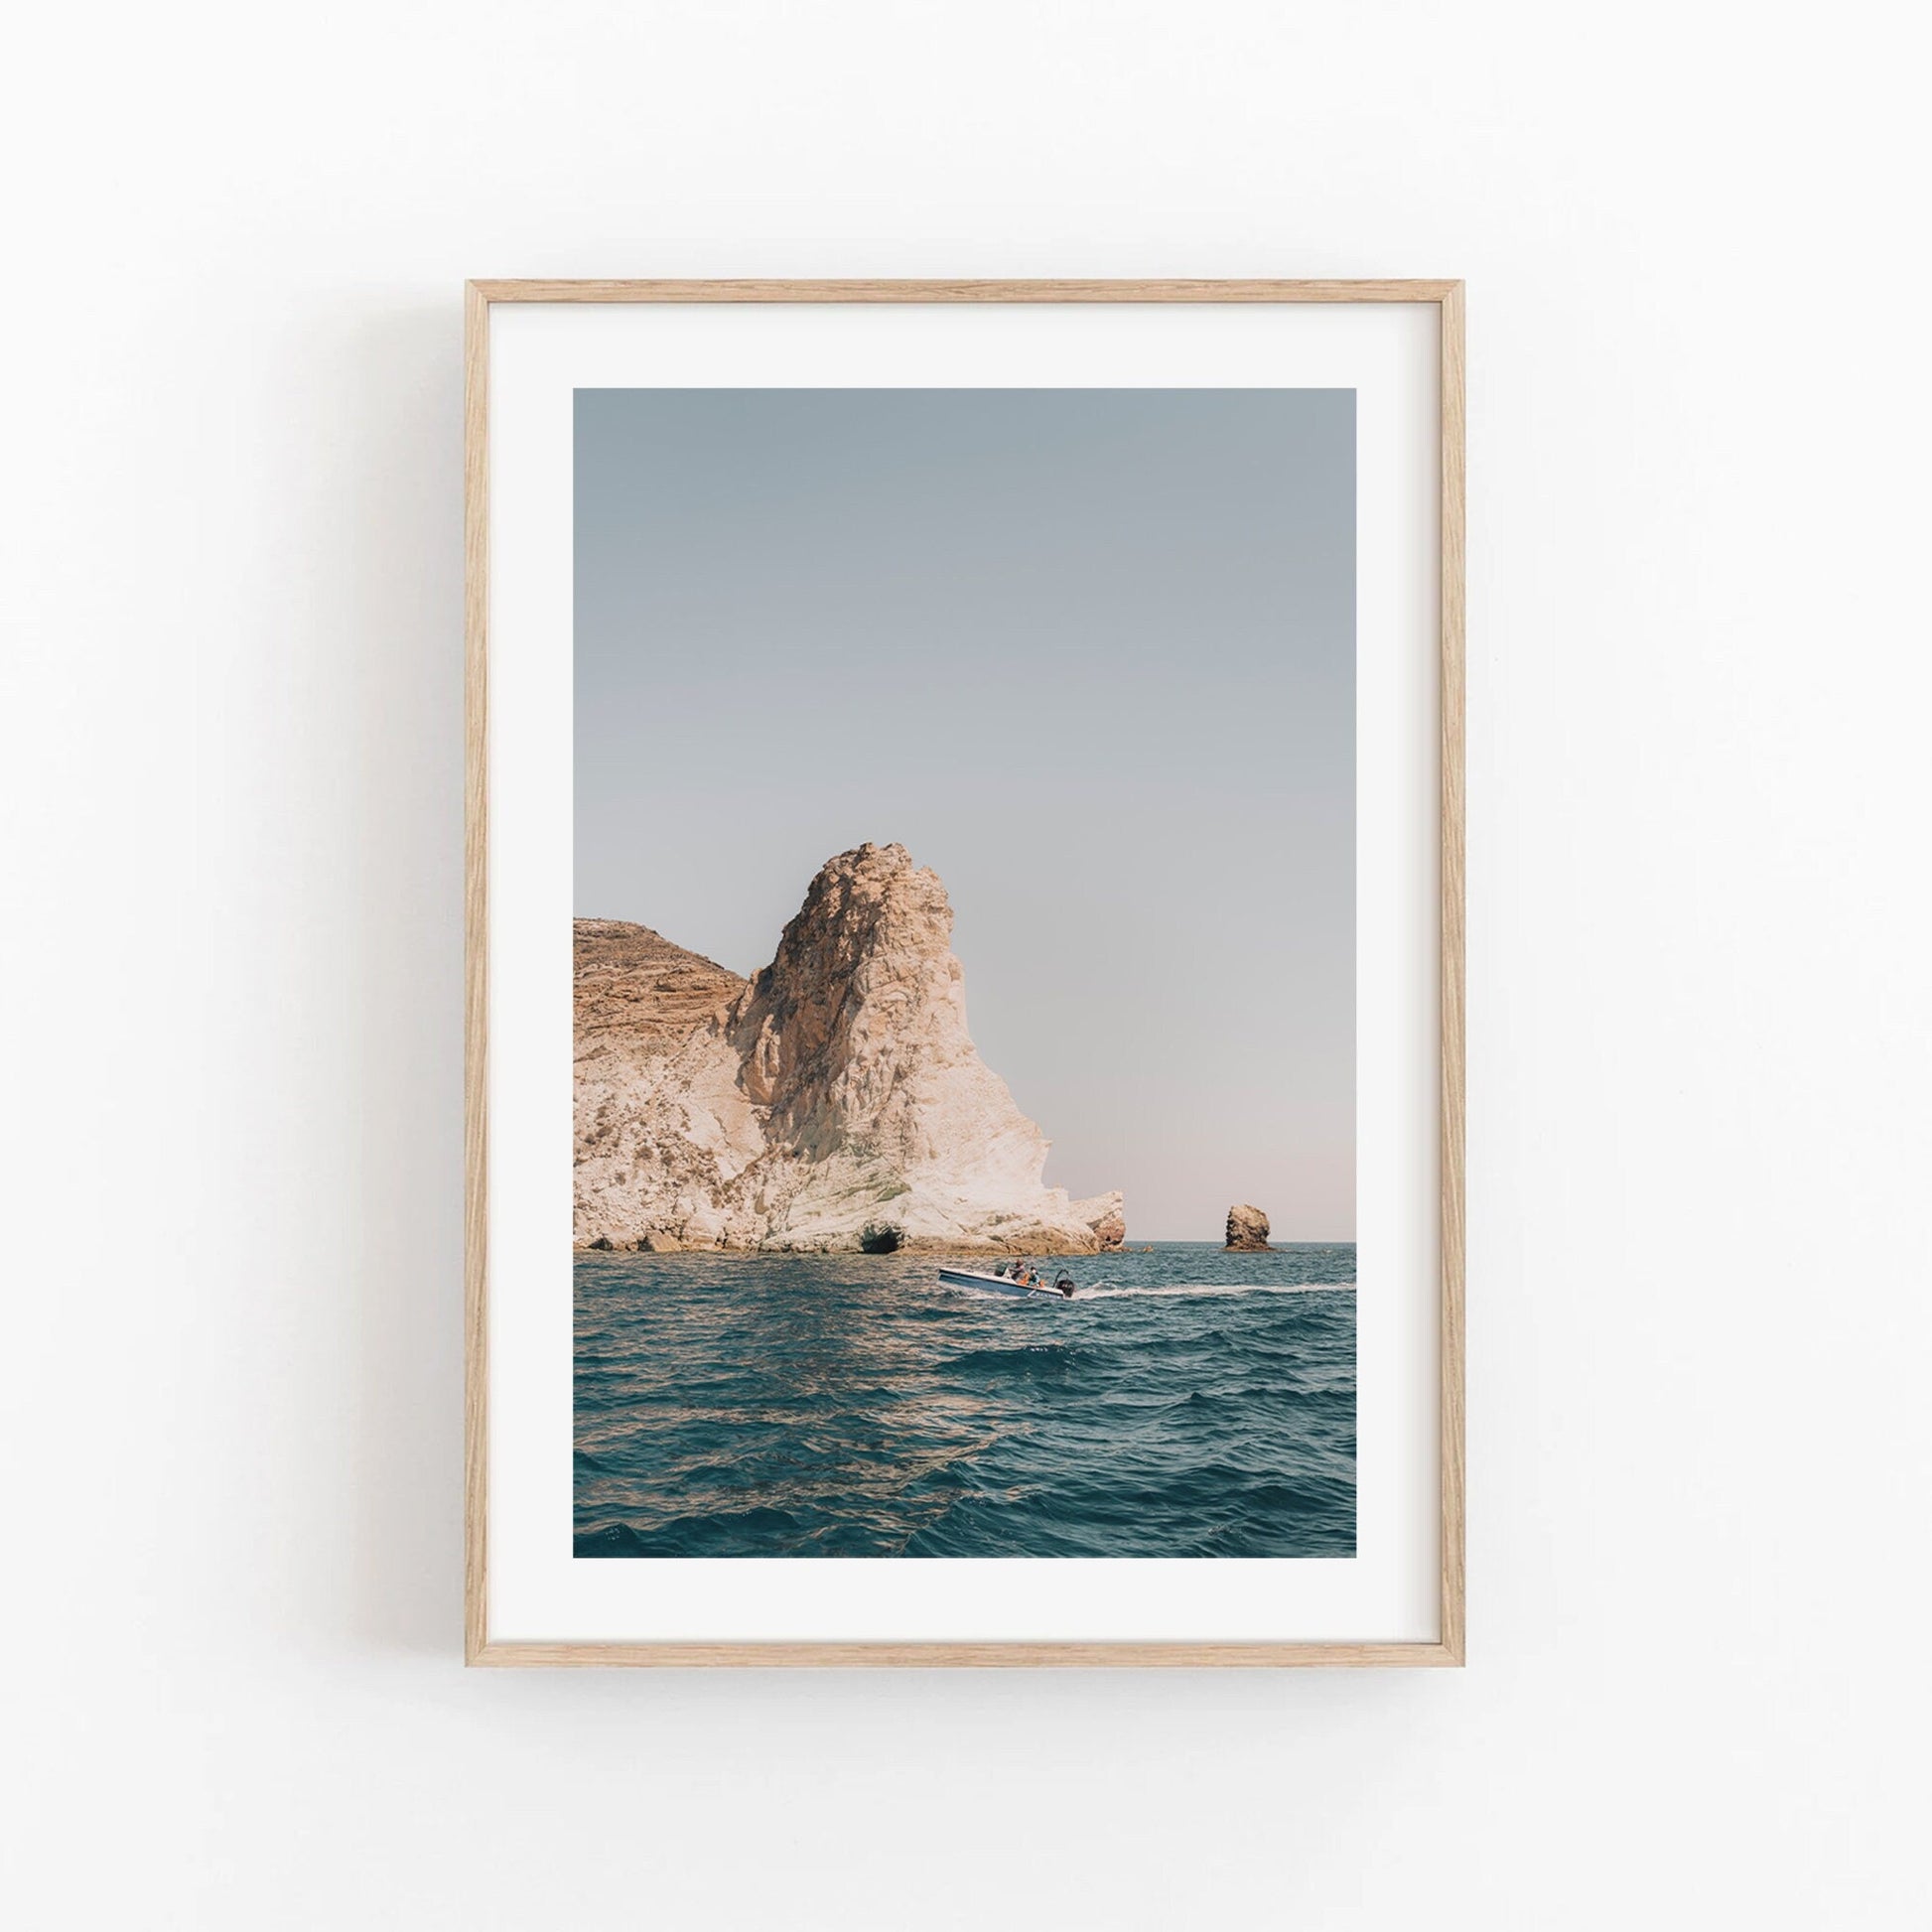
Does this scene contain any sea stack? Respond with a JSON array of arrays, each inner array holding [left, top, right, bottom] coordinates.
[[1225, 1203, 1272, 1251], [574, 843, 1124, 1255]]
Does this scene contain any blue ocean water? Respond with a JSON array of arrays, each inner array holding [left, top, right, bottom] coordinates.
[[574, 1242, 1355, 1559]]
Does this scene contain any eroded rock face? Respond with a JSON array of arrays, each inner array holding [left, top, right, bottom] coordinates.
[[573, 918, 747, 1054], [574, 844, 1123, 1254], [1225, 1203, 1272, 1251], [1074, 1192, 1127, 1251]]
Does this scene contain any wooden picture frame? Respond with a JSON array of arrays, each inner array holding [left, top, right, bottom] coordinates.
[[465, 279, 1464, 1666]]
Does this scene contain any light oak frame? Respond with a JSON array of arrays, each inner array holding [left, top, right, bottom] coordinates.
[[465, 279, 1465, 1667]]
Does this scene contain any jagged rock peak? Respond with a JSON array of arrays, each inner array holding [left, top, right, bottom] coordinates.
[[731, 844, 973, 1150], [765, 842, 945, 993]]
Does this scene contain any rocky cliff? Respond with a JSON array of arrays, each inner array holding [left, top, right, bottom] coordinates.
[[574, 843, 1124, 1255], [573, 918, 747, 1054]]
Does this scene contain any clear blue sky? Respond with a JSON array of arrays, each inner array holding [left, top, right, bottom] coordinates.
[[575, 388, 1354, 1240]]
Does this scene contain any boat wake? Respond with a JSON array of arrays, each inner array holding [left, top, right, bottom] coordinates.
[[1070, 1280, 1355, 1301]]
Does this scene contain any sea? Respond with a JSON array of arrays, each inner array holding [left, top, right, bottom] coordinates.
[[574, 1242, 1356, 1559]]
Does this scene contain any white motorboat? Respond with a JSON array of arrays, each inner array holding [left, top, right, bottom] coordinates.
[[937, 1264, 1076, 1300]]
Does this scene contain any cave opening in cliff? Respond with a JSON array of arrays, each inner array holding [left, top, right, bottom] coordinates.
[[860, 1225, 901, 1254]]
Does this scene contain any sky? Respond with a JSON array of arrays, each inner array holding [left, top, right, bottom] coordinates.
[[575, 388, 1354, 1241]]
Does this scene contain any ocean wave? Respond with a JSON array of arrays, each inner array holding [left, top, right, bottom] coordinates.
[[1073, 1280, 1355, 1300], [943, 1343, 1083, 1379]]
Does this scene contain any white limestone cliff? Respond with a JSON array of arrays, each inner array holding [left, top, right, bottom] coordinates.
[[574, 843, 1124, 1254]]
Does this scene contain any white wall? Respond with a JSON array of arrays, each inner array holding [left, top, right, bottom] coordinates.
[[4, 3, 1927, 1926]]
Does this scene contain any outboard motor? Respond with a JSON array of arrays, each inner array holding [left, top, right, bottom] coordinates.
[[1054, 1275, 1076, 1298]]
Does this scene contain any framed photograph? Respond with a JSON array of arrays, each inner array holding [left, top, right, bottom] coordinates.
[[465, 279, 1464, 1666]]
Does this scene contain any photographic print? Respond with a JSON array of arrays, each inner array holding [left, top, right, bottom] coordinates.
[[465, 280, 1462, 1663], [570, 386, 1358, 1560]]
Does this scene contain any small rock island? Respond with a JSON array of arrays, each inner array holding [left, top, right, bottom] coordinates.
[[1225, 1203, 1272, 1251]]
